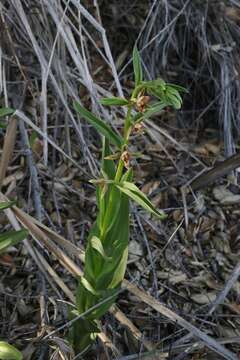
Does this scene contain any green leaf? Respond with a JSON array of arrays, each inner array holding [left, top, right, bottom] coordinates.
[[101, 138, 115, 180], [166, 87, 183, 109], [29, 131, 38, 148], [0, 341, 22, 360], [0, 201, 16, 211], [166, 83, 188, 93], [109, 246, 128, 288], [90, 288, 119, 319], [142, 102, 167, 118], [100, 97, 129, 106], [145, 78, 166, 91], [0, 229, 28, 254], [132, 102, 167, 123], [133, 46, 143, 86], [0, 108, 15, 118], [116, 181, 166, 219], [81, 277, 98, 296], [121, 168, 133, 182], [73, 101, 123, 148], [90, 236, 111, 260], [0, 122, 7, 129]]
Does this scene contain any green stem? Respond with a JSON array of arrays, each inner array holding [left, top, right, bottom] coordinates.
[[131, 84, 144, 100], [123, 106, 133, 141], [114, 159, 124, 182], [100, 105, 133, 238]]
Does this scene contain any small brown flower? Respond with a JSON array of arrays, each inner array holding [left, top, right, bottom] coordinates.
[[135, 94, 150, 113], [132, 122, 144, 134], [121, 150, 130, 169]]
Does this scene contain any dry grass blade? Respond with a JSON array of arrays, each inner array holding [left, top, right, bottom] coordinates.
[[6, 196, 236, 359], [0, 191, 119, 356], [0, 117, 17, 188], [11, 206, 85, 262], [0, 193, 152, 353], [146, 120, 206, 168], [14, 110, 88, 175], [139, 0, 240, 156], [12, 205, 83, 278], [189, 152, 240, 191], [208, 260, 240, 316], [123, 280, 238, 360], [111, 304, 154, 351]]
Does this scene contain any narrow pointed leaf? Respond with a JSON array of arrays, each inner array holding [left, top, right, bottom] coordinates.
[[133, 46, 143, 86], [81, 277, 98, 296], [0, 229, 28, 253], [166, 83, 188, 93], [142, 102, 167, 118], [100, 97, 129, 106], [90, 236, 111, 260], [116, 181, 166, 219], [73, 101, 123, 148], [0, 201, 16, 211], [165, 87, 183, 109], [121, 168, 133, 182], [0, 108, 15, 118], [109, 247, 128, 288], [133, 102, 167, 123], [145, 78, 166, 91]]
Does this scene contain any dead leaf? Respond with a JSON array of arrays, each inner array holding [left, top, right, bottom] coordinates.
[[213, 186, 240, 205], [191, 292, 217, 304]]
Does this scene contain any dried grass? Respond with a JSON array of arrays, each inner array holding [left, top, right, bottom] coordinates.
[[0, 1, 240, 359]]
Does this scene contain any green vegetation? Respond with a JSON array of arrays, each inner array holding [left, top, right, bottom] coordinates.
[[70, 47, 185, 353]]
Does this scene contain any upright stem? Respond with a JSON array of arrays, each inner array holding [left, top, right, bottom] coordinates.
[[100, 105, 133, 237], [123, 106, 133, 142]]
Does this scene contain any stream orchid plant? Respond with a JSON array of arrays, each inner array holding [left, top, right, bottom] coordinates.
[[71, 47, 186, 353]]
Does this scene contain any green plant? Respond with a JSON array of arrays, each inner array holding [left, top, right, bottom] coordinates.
[[0, 201, 28, 254], [0, 49, 185, 355], [70, 47, 185, 351], [0, 342, 22, 360], [70, 47, 186, 353]]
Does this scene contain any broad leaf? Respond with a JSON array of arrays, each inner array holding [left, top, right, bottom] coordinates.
[[90, 236, 111, 260], [0, 229, 28, 253], [81, 277, 98, 296], [69, 309, 100, 353], [133, 46, 143, 86], [100, 97, 129, 106], [116, 181, 166, 219], [97, 137, 116, 229], [0, 341, 22, 360], [109, 246, 128, 288], [74, 101, 123, 148], [0, 108, 15, 118]]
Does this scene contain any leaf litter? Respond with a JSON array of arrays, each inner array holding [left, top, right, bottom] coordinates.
[[0, 0, 240, 359]]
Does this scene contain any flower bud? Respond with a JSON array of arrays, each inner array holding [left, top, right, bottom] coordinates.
[[121, 151, 130, 169], [136, 94, 150, 112]]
